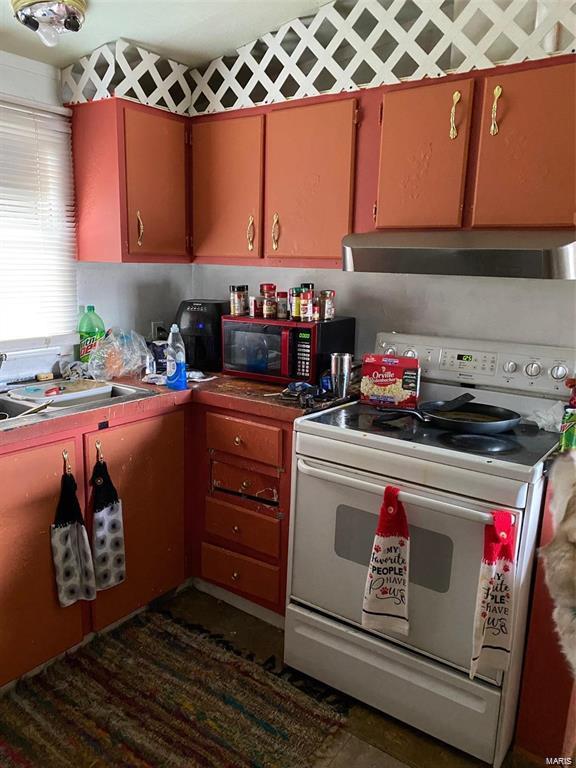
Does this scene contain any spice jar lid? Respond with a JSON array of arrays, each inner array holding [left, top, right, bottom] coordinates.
[[229, 285, 242, 291], [238, 285, 248, 291], [320, 289, 336, 297], [260, 283, 276, 290], [290, 286, 303, 294], [277, 291, 288, 298], [301, 283, 315, 290]]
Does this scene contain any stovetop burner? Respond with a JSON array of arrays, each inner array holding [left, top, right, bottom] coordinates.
[[437, 432, 520, 455], [306, 402, 559, 467]]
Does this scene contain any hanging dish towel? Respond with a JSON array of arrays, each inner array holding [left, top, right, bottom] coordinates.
[[51, 453, 96, 607], [470, 510, 517, 680], [90, 446, 126, 590], [362, 486, 410, 635]]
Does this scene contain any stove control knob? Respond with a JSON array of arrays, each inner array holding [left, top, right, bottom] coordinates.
[[381, 345, 397, 355], [402, 348, 418, 358], [551, 364, 568, 381], [525, 362, 542, 378], [503, 360, 517, 374]]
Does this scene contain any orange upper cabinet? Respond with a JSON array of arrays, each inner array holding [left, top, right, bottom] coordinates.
[[73, 99, 188, 263], [124, 107, 187, 257], [471, 63, 576, 227], [264, 99, 357, 260], [376, 79, 474, 228], [192, 116, 264, 258]]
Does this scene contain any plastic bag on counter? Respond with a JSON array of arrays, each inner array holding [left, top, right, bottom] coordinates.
[[87, 328, 149, 380]]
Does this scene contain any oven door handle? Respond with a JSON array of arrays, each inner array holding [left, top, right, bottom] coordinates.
[[297, 459, 513, 525]]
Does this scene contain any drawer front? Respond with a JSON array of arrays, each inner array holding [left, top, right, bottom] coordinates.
[[201, 543, 280, 604], [207, 412, 282, 467], [212, 461, 279, 504], [205, 497, 280, 558]]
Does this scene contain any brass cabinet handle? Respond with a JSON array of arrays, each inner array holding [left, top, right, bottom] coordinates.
[[231, 571, 240, 582], [240, 480, 250, 491], [62, 449, 72, 475], [490, 85, 503, 136], [95, 440, 104, 463], [233, 435, 242, 446], [136, 209, 144, 246], [271, 212, 280, 251], [449, 90, 461, 140], [232, 524, 240, 534], [246, 215, 255, 252]]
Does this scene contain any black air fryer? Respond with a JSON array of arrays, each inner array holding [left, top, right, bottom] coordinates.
[[175, 299, 229, 372]]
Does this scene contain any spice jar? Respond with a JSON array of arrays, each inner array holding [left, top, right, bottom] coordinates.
[[249, 295, 264, 318], [319, 290, 336, 320], [301, 282, 315, 292], [312, 296, 320, 321], [263, 296, 277, 319], [300, 290, 314, 322], [289, 287, 302, 321], [260, 283, 276, 299], [239, 285, 249, 315], [277, 291, 288, 319], [229, 285, 244, 316]]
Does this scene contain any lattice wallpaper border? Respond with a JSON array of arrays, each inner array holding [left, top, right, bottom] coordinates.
[[61, 0, 576, 116]]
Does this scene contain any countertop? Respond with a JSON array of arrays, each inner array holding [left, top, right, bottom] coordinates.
[[0, 375, 305, 451]]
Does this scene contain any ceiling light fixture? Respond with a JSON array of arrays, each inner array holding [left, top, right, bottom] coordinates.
[[12, 0, 87, 47]]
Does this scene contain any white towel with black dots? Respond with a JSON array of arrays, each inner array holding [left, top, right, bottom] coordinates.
[[51, 471, 96, 607], [91, 456, 126, 590]]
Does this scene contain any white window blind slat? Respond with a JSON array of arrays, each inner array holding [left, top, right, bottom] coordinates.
[[0, 102, 77, 344]]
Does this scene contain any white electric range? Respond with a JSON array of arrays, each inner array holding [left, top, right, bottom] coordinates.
[[285, 333, 574, 768]]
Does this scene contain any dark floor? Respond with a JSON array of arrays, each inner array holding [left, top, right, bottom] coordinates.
[[159, 587, 539, 768]]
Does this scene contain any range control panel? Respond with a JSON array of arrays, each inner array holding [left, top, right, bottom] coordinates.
[[375, 333, 575, 397], [295, 329, 312, 378]]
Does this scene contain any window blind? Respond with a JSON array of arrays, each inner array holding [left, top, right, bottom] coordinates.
[[0, 99, 77, 344]]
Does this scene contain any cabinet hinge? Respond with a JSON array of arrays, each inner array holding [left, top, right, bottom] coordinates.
[[372, 202, 377, 223], [353, 108, 360, 125], [378, 102, 383, 125]]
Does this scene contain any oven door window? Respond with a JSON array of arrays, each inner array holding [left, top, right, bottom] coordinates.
[[335, 505, 453, 593], [223, 323, 282, 375]]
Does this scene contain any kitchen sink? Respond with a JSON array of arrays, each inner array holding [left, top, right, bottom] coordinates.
[[0, 382, 158, 426]]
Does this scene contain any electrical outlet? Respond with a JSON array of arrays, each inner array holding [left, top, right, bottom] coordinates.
[[151, 321, 165, 341]]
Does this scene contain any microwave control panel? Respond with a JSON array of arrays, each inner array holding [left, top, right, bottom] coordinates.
[[295, 329, 312, 378]]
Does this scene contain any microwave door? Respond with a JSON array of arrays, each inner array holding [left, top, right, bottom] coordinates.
[[224, 324, 283, 376]]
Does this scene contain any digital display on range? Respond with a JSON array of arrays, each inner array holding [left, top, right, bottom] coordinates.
[[457, 354, 474, 362]]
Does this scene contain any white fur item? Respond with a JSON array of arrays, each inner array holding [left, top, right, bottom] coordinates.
[[540, 451, 576, 677]]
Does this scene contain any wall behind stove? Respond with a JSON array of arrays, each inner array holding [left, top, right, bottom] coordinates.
[[190, 265, 576, 353], [77, 263, 192, 337]]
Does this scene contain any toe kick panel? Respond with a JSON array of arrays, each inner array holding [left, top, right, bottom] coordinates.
[[284, 604, 500, 764]]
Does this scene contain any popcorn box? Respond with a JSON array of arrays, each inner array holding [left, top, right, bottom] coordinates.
[[360, 354, 420, 409]]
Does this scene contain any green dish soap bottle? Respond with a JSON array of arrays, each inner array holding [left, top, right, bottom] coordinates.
[[78, 305, 105, 362]]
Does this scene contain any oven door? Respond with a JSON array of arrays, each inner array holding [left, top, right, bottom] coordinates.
[[291, 457, 522, 682], [222, 321, 289, 379]]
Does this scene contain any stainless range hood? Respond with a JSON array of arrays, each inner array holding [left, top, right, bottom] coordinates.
[[342, 230, 576, 279]]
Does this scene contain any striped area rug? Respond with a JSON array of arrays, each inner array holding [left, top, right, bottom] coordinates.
[[0, 612, 344, 767]]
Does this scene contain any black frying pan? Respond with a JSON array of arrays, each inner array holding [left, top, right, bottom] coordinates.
[[377, 397, 522, 435]]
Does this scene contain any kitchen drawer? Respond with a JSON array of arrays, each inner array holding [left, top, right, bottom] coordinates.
[[201, 543, 280, 604], [212, 461, 279, 505], [206, 413, 282, 467], [205, 497, 280, 558]]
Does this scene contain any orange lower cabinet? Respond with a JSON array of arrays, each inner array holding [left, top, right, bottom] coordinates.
[[84, 412, 186, 631], [201, 543, 280, 606], [0, 440, 84, 687], [204, 496, 280, 559]]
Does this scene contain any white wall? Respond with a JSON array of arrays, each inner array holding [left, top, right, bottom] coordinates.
[[76, 263, 193, 338], [0, 50, 61, 106], [190, 265, 576, 354]]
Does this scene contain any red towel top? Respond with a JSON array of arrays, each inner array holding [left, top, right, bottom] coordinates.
[[376, 486, 410, 540]]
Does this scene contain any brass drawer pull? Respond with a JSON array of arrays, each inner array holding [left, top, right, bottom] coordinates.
[[449, 90, 461, 140], [490, 85, 502, 136], [241, 480, 251, 491], [231, 571, 240, 582], [233, 435, 242, 446], [232, 524, 240, 534], [247, 215, 255, 252], [271, 212, 280, 251], [136, 209, 144, 246]]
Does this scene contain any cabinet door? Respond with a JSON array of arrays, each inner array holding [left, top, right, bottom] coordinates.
[[124, 106, 187, 257], [376, 79, 474, 228], [192, 116, 264, 258], [0, 440, 84, 686], [472, 63, 576, 227], [264, 99, 356, 259], [85, 412, 185, 631]]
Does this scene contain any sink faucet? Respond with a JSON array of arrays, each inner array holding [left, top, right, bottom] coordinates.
[[0, 353, 6, 371]]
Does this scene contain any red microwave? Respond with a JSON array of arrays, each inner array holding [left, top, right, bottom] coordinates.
[[221, 316, 356, 384]]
